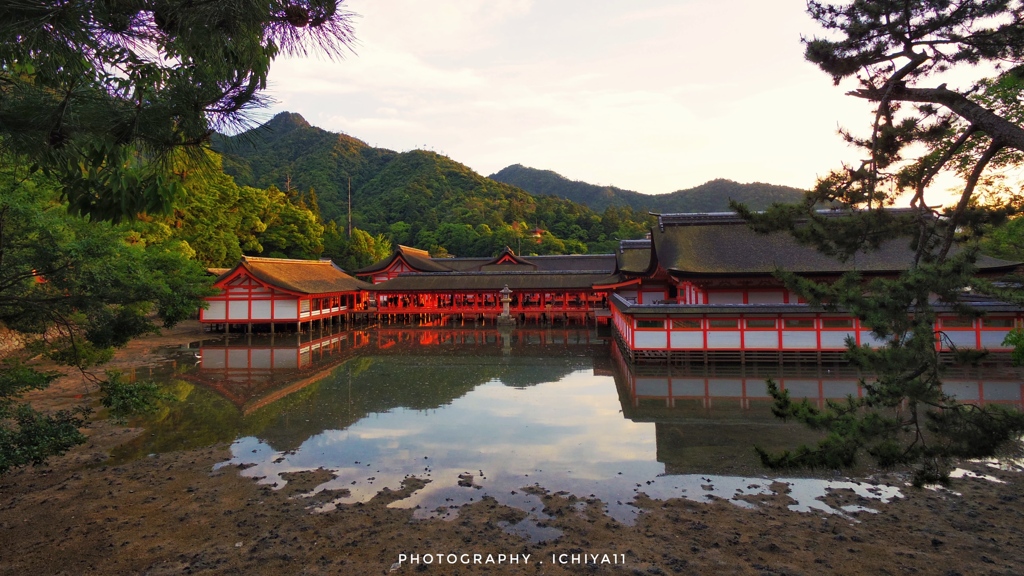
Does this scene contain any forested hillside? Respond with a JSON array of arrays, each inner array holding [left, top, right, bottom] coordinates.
[[490, 164, 807, 213], [214, 113, 656, 259], [212, 112, 396, 224]]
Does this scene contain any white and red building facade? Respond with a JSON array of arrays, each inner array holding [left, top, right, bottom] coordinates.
[[201, 257, 371, 331], [608, 213, 1022, 362]]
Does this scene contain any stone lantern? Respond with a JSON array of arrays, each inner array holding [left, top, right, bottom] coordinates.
[[498, 284, 515, 326]]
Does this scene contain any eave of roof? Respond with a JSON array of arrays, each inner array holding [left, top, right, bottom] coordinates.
[[610, 293, 1024, 315], [616, 247, 653, 275], [223, 256, 371, 294], [371, 271, 612, 292], [650, 217, 1019, 276], [354, 250, 453, 275]]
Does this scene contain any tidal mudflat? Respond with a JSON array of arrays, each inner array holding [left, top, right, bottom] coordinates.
[[2, 321, 1023, 575]]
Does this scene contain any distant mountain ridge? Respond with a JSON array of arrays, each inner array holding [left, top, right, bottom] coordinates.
[[211, 112, 809, 257], [212, 112, 398, 224], [489, 164, 807, 213], [212, 112, 659, 257]]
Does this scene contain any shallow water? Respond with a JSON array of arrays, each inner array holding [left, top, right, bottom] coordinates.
[[128, 325, 1023, 541]]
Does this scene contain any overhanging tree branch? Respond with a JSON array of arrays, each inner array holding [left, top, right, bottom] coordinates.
[[939, 139, 1004, 259], [851, 84, 1024, 153]]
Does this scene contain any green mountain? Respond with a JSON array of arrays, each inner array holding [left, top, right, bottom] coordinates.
[[212, 112, 396, 224], [212, 113, 654, 257], [212, 113, 807, 258], [489, 164, 807, 213]]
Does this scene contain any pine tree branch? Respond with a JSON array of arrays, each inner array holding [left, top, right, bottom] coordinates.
[[939, 139, 1003, 259], [850, 85, 1024, 153], [911, 126, 979, 209]]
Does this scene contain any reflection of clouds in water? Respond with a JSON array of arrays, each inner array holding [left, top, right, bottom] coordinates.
[[967, 456, 1024, 474], [949, 468, 1006, 484], [328, 427, 420, 441], [217, 371, 908, 541]]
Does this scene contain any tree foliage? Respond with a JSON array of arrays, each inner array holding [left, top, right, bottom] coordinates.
[[0, 1, 355, 473], [0, 0, 355, 222], [217, 114, 659, 257], [323, 226, 392, 271], [100, 371, 175, 425], [0, 360, 87, 475], [739, 0, 1024, 484], [0, 161, 215, 473], [257, 186, 325, 259]]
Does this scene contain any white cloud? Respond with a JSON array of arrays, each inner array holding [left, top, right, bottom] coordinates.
[[262, 0, 928, 194]]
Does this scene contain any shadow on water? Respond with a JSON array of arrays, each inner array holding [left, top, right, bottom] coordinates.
[[114, 325, 1024, 542]]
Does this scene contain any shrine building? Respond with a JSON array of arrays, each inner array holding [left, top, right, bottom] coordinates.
[[201, 256, 372, 332], [607, 212, 1021, 362], [357, 246, 619, 324], [200, 212, 1022, 362]]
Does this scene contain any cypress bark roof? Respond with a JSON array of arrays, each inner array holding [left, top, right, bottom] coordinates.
[[354, 245, 453, 274], [616, 239, 653, 274], [357, 248, 617, 275], [526, 254, 617, 272], [371, 271, 611, 292], [440, 257, 493, 271], [222, 257, 371, 294], [651, 216, 1019, 276]]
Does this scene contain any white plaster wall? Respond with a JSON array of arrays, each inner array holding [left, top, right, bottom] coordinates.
[[747, 291, 785, 304], [819, 332, 855, 349], [942, 382, 980, 401], [634, 331, 668, 349], [942, 331, 977, 348], [672, 379, 705, 396], [636, 378, 669, 397], [670, 332, 704, 349], [743, 332, 778, 348], [706, 331, 741, 348], [707, 379, 743, 397], [228, 300, 248, 321], [821, 381, 860, 398], [981, 331, 1011, 349], [707, 292, 743, 304], [782, 331, 817, 349], [275, 300, 298, 320], [205, 301, 226, 321], [860, 331, 888, 347], [641, 291, 665, 304], [251, 300, 272, 320], [784, 380, 819, 398]]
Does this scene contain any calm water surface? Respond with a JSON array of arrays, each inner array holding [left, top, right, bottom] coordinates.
[[125, 325, 1023, 541]]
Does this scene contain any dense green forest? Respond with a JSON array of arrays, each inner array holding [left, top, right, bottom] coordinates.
[[214, 113, 808, 262], [213, 112, 656, 260], [0, 0, 368, 472], [489, 164, 807, 213]]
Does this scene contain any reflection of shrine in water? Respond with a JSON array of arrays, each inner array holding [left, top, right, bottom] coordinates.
[[191, 329, 369, 414], [187, 326, 610, 413], [609, 343, 1024, 475], [611, 342, 1024, 414], [125, 325, 1024, 495]]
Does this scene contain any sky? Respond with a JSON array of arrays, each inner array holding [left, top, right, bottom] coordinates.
[[260, 0, 885, 196]]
